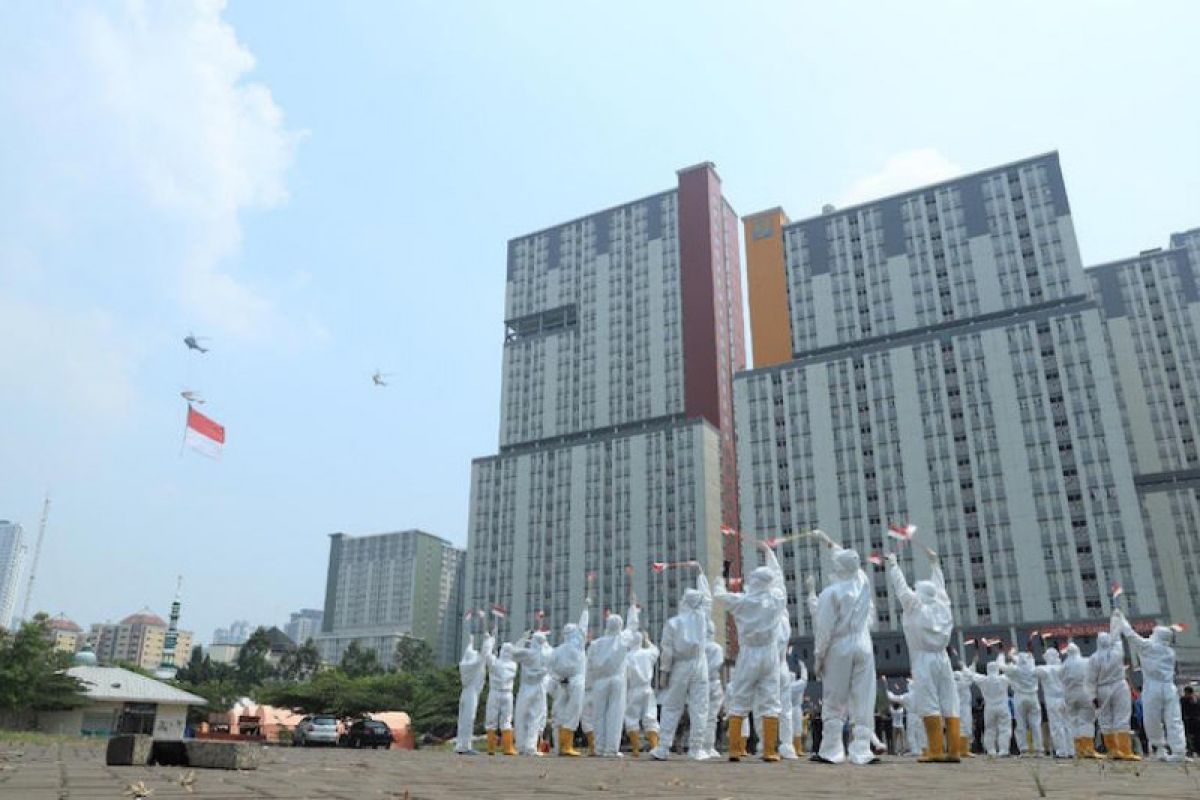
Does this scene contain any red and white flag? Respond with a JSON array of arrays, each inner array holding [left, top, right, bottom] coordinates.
[[463, 609, 474, 620], [1170, 623, 1188, 633], [1111, 582, 1123, 601], [491, 604, 507, 619], [764, 537, 781, 549], [867, 552, 884, 567], [184, 405, 225, 458], [728, 577, 743, 591], [887, 522, 917, 542], [652, 562, 667, 574], [720, 525, 738, 538]]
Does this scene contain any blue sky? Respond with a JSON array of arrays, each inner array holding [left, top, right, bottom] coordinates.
[[1, 1, 1197, 643]]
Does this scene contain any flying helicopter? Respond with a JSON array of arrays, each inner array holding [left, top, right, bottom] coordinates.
[[372, 370, 392, 387], [180, 390, 206, 405], [183, 333, 209, 353]]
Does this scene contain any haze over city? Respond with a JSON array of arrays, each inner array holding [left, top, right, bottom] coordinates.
[[1, 0, 1198, 643]]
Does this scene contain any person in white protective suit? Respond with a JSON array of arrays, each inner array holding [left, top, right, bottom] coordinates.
[[549, 604, 590, 757], [1114, 610, 1191, 761], [889, 692, 908, 755], [789, 660, 809, 756], [886, 549, 961, 762], [511, 630, 553, 755], [1090, 613, 1140, 761], [952, 655, 976, 758], [624, 628, 660, 757], [971, 656, 1012, 756], [455, 618, 492, 754], [713, 542, 787, 762], [1060, 642, 1101, 759], [580, 688, 595, 756], [811, 532, 878, 765], [585, 606, 640, 758], [886, 679, 926, 756], [999, 651, 1043, 757], [1035, 647, 1072, 758], [484, 628, 519, 756], [699, 615, 724, 760], [651, 569, 711, 761]]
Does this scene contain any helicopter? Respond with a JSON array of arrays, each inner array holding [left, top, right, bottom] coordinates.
[[183, 333, 209, 353], [180, 390, 206, 405], [372, 370, 392, 387]]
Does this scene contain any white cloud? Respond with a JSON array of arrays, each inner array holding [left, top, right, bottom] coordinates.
[[835, 148, 962, 208]]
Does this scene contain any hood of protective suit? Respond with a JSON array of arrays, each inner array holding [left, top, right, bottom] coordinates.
[[1016, 651, 1034, 669], [532, 632, 548, 646], [1152, 626, 1174, 645], [1065, 643, 1080, 659], [833, 548, 861, 578], [499, 643, 514, 660], [562, 623, 585, 646], [916, 580, 939, 602], [682, 588, 704, 610], [747, 566, 775, 592], [605, 615, 623, 635], [1097, 632, 1111, 650], [1043, 648, 1060, 665], [986, 661, 1000, 676]]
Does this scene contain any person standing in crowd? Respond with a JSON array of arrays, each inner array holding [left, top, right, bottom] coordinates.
[[651, 569, 711, 761], [1114, 610, 1190, 761], [1036, 646, 1072, 758], [1089, 614, 1140, 761], [455, 613, 491, 755], [953, 654, 976, 758], [1180, 686, 1200, 757]]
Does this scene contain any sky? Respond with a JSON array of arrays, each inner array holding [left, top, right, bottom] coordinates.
[[1, 1, 1197, 644]]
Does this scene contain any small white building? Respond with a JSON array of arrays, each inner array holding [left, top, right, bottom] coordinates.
[[39, 652, 206, 739]]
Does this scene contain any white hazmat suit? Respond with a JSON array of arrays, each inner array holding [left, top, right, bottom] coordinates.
[[455, 627, 492, 754], [1000, 652, 1042, 756], [971, 659, 1012, 756], [549, 607, 589, 756], [1090, 614, 1139, 761], [887, 682, 926, 757], [1115, 612, 1189, 761], [1060, 643, 1100, 759], [812, 543, 877, 765], [1035, 649, 1072, 758], [651, 573, 710, 761], [789, 662, 809, 756], [512, 631, 553, 755], [587, 607, 640, 757], [484, 638, 518, 755], [699, 632, 724, 759], [622, 624, 659, 757], [952, 661, 976, 758]]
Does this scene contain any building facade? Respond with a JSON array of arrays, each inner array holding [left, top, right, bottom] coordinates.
[[316, 529, 465, 667], [465, 163, 744, 646], [284, 608, 324, 646], [736, 153, 1163, 671], [88, 611, 194, 672], [1087, 232, 1200, 666], [46, 615, 83, 653], [0, 520, 25, 630]]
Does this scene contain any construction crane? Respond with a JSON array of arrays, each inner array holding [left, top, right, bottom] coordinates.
[[20, 495, 50, 622]]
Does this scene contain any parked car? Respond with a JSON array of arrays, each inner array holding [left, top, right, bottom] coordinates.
[[293, 715, 340, 747], [345, 718, 393, 749]]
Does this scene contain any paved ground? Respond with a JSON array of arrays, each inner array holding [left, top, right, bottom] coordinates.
[[2, 741, 1199, 800]]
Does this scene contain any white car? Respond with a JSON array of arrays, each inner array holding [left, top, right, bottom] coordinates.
[[293, 715, 339, 747]]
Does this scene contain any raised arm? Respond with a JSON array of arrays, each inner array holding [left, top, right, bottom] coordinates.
[[805, 574, 819, 617], [659, 620, 676, 673], [798, 660, 808, 682], [712, 575, 747, 610], [885, 553, 919, 611], [1113, 609, 1150, 655]]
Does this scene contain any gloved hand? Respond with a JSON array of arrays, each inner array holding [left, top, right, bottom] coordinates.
[[805, 574, 816, 594], [885, 553, 898, 569]]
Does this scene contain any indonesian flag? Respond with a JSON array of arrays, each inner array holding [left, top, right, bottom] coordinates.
[[764, 536, 781, 549], [867, 552, 884, 567], [491, 604, 507, 618], [720, 524, 738, 538], [729, 577, 743, 591], [964, 638, 976, 647], [981, 637, 1002, 648], [1111, 582, 1123, 600], [1170, 623, 1188, 633], [185, 405, 225, 458], [652, 562, 667, 574], [887, 522, 917, 542], [463, 609, 474, 620]]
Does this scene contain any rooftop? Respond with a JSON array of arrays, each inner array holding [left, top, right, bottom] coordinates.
[[67, 665, 207, 706]]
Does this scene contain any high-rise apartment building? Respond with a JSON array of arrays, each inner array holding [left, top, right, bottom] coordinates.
[[87, 610, 195, 671], [0, 520, 25, 629], [736, 153, 1162, 670], [1086, 231, 1200, 665], [284, 608, 324, 645], [316, 529, 465, 667], [466, 163, 745, 646]]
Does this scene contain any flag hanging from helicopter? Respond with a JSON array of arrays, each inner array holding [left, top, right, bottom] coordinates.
[[184, 405, 225, 459]]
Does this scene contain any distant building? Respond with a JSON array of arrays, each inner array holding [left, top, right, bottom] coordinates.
[[0, 520, 25, 629], [316, 529, 465, 667], [45, 615, 84, 653], [207, 642, 240, 665], [284, 608, 323, 645], [212, 620, 251, 646], [88, 610, 195, 672]]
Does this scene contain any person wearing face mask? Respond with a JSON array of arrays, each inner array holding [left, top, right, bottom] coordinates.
[[698, 596, 725, 760], [650, 568, 711, 761], [455, 614, 492, 755], [810, 531, 878, 765], [713, 542, 787, 762], [1035, 646, 1072, 758], [622, 626, 659, 758], [971, 653, 1012, 757], [483, 622, 519, 756], [548, 601, 590, 757], [999, 650, 1043, 757], [1114, 609, 1190, 762], [1090, 612, 1139, 761], [1060, 642, 1101, 759], [512, 629, 554, 755], [886, 677, 927, 757], [585, 604, 641, 757], [885, 548, 961, 762], [952, 654, 976, 758]]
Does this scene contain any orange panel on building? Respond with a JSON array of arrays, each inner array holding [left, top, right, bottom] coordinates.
[[743, 208, 792, 367]]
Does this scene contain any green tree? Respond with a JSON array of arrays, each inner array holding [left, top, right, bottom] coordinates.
[[276, 639, 321, 682], [340, 641, 382, 679], [392, 636, 434, 674], [235, 628, 272, 690], [0, 614, 87, 716]]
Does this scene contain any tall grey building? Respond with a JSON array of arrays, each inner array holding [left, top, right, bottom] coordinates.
[[283, 608, 324, 646], [466, 163, 745, 647], [316, 529, 465, 667], [736, 153, 1161, 670], [1087, 231, 1200, 665], [0, 521, 25, 630]]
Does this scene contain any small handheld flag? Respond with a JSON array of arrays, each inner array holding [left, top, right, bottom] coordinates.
[[720, 524, 738, 538], [886, 521, 917, 542], [1111, 582, 1123, 601], [867, 552, 884, 567], [652, 562, 667, 574], [491, 604, 507, 619]]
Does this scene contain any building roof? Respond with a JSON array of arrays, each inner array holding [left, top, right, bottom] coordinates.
[[47, 615, 83, 633], [68, 665, 207, 706], [121, 610, 167, 627]]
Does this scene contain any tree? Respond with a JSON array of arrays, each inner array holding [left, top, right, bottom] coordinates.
[[235, 628, 272, 690], [340, 641, 382, 679], [276, 639, 321, 682], [0, 614, 87, 716], [393, 636, 434, 674]]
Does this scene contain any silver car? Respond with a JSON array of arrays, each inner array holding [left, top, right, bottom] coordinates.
[[293, 715, 339, 746]]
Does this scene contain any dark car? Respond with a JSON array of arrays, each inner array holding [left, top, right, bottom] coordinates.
[[345, 719, 393, 749]]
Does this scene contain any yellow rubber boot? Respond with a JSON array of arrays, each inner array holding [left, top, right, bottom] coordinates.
[[628, 730, 641, 758], [1119, 731, 1142, 761], [1102, 733, 1116, 758], [727, 715, 746, 761], [762, 717, 781, 762], [500, 729, 517, 756], [646, 730, 659, 751], [586, 731, 595, 756], [1082, 736, 1105, 760], [558, 727, 580, 757], [485, 729, 497, 755], [793, 735, 804, 756], [919, 716, 948, 763], [944, 717, 963, 762]]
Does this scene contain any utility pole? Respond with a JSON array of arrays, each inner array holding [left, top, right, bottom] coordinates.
[[20, 494, 50, 622]]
